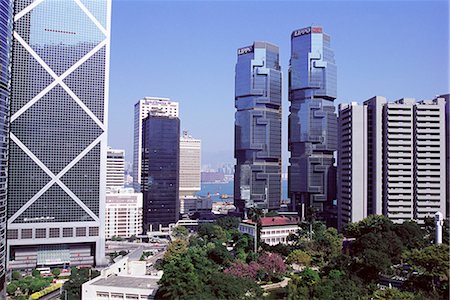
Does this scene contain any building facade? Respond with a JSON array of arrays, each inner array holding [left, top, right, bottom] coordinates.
[[105, 192, 143, 239], [234, 41, 282, 216], [179, 131, 201, 214], [106, 147, 125, 193], [7, 0, 111, 268], [0, 0, 12, 292], [288, 26, 338, 222], [141, 115, 180, 231], [444, 95, 450, 219], [133, 97, 178, 192], [239, 216, 299, 246], [337, 96, 447, 228]]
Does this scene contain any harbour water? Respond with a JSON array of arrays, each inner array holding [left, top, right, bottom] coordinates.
[[197, 180, 288, 202]]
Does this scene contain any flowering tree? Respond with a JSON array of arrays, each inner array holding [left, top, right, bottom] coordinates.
[[258, 252, 287, 281], [224, 261, 262, 280]]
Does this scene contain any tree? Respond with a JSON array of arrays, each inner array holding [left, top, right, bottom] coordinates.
[[12, 270, 22, 280], [287, 249, 311, 267], [314, 270, 368, 300], [52, 268, 61, 277], [31, 269, 40, 277], [257, 252, 287, 281], [158, 254, 202, 299], [404, 244, 450, 297], [371, 288, 425, 300], [288, 268, 320, 299], [344, 215, 394, 238], [224, 260, 262, 280], [6, 283, 17, 295], [164, 239, 188, 261], [172, 225, 189, 240], [201, 272, 262, 300], [207, 242, 232, 267], [197, 224, 227, 243], [63, 268, 100, 300], [393, 220, 426, 250], [216, 216, 241, 231]]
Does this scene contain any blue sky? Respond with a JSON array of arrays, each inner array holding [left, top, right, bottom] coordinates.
[[107, 0, 449, 169]]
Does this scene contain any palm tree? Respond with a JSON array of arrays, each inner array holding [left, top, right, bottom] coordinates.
[[248, 207, 263, 253]]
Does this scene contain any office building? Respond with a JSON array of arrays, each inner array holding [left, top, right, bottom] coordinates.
[[0, 0, 12, 292], [179, 130, 201, 214], [337, 102, 368, 226], [106, 148, 125, 192], [133, 97, 178, 191], [444, 95, 450, 219], [141, 115, 180, 231], [288, 26, 338, 222], [234, 41, 282, 216], [7, 0, 111, 268], [337, 96, 447, 228], [105, 191, 143, 239]]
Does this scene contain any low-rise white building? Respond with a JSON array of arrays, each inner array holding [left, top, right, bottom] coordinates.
[[82, 248, 161, 300], [106, 191, 143, 239], [239, 216, 299, 246]]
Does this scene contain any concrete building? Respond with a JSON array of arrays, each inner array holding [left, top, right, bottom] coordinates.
[[234, 41, 282, 216], [0, 0, 12, 292], [106, 148, 125, 193], [337, 103, 368, 226], [337, 96, 447, 228], [239, 216, 299, 246], [288, 26, 338, 223], [105, 191, 143, 239], [443, 95, 450, 219], [142, 115, 180, 232], [133, 97, 179, 191], [82, 248, 161, 299], [7, 0, 111, 268], [179, 131, 201, 214]]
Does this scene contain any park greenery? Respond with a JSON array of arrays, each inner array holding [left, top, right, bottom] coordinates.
[[7, 270, 55, 300], [62, 267, 100, 300], [157, 215, 449, 300]]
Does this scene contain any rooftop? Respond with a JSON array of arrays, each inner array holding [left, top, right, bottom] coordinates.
[[242, 216, 299, 227], [92, 275, 159, 290]]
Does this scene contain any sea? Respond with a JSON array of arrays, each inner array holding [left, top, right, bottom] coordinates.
[[197, 180, 288, 202]]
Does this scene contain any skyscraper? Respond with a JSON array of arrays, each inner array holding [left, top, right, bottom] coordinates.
[[179, 131, 201, 214], [234, 42, 282, 216], [133, 97, 178, 192], [106, 147, 125, 193], [337, 96, 447, 227], [141, 115, 180, 231], [7, 0, 111, 268], [0, 0, 12, 291], [288, 26, 337, 222]]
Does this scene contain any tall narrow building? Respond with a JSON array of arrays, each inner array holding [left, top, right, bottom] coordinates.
[[7, 0, 111, 268], [179, 131, 201, 214], [234, 42, 282, 216], [133, 97, 178, 192], [141, 115, 180, 231], [0, 0, 13, 291], [106, 148, 125, 193], [288, 26, 338, 222]]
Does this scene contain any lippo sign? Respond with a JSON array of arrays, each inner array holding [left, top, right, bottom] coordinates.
[[238, 45, 254, 55], [292, 27, 322, 38]]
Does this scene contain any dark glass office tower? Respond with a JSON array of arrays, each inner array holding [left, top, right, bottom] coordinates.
[[142, 116, 180, 231], [0, 0, 12, 292], [288, 27, 337, 222], [234, 42, 282, 217]]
